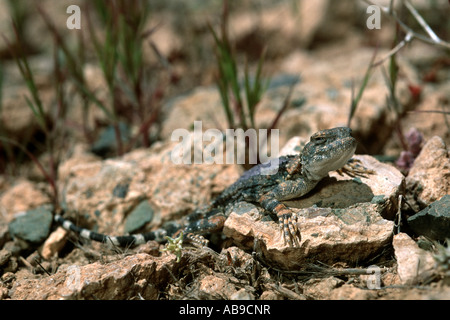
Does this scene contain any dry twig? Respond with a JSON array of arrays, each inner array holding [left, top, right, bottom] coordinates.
[[363, 0, 450, 66]]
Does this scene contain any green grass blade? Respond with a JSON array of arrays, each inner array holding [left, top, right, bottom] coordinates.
[[348, 49, 377, 126], [24, 95, 46, 130]]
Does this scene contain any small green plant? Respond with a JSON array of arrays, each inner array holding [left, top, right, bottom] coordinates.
[[5, 0, 28, 40], [347, 48, 377, 127], [0, 1, 175, 204], [1, 22, 61, 202], [161, 231, 184, 263], [0, 61, 16, 173], [39, 1, 171, 157], [86, 0, 167, 154], [3, 0, 36, 57], [37, 5, 109, 145], [207, 0, 302, 170], [208, 1, 269, 132]]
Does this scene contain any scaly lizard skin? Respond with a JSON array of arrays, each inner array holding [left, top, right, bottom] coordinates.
[[55, 127, 358, 247]]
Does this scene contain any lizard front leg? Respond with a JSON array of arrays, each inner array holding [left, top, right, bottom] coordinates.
[[337, 158, 374, 177], [259, 193, 299, 246], [258, 179, 319, 246]]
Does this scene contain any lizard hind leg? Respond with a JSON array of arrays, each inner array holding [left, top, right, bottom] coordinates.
[[182, 209, 227, 246]]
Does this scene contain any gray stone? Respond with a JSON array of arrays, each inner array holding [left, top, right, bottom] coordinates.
[[112, 182, 130, 198], [8, 205, 53, 244], [124, 200, 154, 234], [91, 122, 130, 157], [407, 195, 450, 241]]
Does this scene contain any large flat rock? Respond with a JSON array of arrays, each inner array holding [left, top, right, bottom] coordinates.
[[223, 154, 403, 270]]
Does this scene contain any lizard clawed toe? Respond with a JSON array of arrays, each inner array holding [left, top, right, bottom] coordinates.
[[279, 213, 301, 247], [185, 232, 209, 247], [337, 158, 374, 178]]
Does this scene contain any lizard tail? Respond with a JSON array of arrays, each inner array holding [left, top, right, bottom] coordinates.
[[54, 214, 169, 247]]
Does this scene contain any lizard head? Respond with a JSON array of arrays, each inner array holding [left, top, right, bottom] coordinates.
[[300, 127, 357, 181]]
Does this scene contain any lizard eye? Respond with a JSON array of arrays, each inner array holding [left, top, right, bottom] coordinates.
[[312, 137, 326, 144]]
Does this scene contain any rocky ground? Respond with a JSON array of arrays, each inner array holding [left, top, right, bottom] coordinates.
[[0, 0, 449, 300]]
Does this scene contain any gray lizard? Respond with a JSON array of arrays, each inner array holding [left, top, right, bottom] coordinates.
[[55, 127, 359, 247]]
